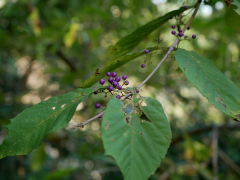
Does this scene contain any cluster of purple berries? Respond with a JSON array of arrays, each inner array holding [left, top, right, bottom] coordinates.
[[169, 6, 196, 40], [171, 25, 196, 39], [94, 72, 130, 114], [97, 72, 129, 92]]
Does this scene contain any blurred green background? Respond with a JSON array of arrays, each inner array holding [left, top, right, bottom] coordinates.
[[0, 0, 240, 179]]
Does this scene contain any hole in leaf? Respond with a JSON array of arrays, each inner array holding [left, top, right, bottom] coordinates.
[[125, 115, 131, 125], [61, 104, 67, 108], [139, 113, 152, 123], [141, 101, 147, 107], [52, 107, 56, 110], [110, 138, 114, 141], [140, 132, 143, 135]]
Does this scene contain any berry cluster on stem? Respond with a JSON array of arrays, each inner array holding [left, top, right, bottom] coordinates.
[[71, 0, 202, 129]]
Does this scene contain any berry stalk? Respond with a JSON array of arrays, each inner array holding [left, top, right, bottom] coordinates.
[[137, 0, 201, 89]]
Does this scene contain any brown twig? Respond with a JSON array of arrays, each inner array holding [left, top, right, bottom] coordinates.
[[212, 127, 219, 180], [170, 123, 240, 146], [56, 50, 77, 72], [70, 92, 133, 130], [219, 149, 240, 176]]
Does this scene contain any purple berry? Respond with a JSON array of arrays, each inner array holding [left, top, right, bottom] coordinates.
[[136, 90, 139, 93], [178, 32, 184, 37], [187, 26, 190, 30], [172, 30, 176, 35], [108, 86, 113, 91], [141, 64, 145, 68], [184, 6, 188, 10], [171, 25, 175, 29], [113, 81, 118, 87], [95, 103, 101, 109], [106, 72, 111, 76], [122, 75, 127, 80], [116, 95, 121, 99], [94, 91, 98, 94], [178, 29, 182, 32], [145, 49, 149, 54], [184, 35, 188, 38], [108, 77, 114, 83], [111, 72, 117, 77], [192, 34, 196, 39], [124, 80, 129, 85], [97, 113, 102, 118], [115, 76, 121, 82], [118, 85, 122, 90], [99, 79, 105, 85]]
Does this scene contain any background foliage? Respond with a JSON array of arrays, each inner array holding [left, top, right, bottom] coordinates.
[[0, 0, 240, 179]]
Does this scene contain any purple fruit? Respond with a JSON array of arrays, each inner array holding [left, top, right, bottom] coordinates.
[[113, 81, 118, 87], [118, 85, 122, 90], [108, 86, 113, 91], [106, 72, 111, 76], [171, 25, 175, 29], [172, 30, 176, 35], [187, 26, 190, 30], [122, 75, 127, 80], [124, 80, 129, 85], [192, 34, 196, 39], [111, 72, 117, 77], [136, 90, 139, 93], [94, 91, 98, 94], [184, 6, 188, 10], [116, 95, 121, 99], [108, 77, 114, 83], [145, 49, 149, 54], [99, 79, 105, 85], [115, 76, 121, 82], [97, 113, 102, 118], [95, 103, 101, 109], [141, 64, 145, 68], [178, 32, 184, 37], [178, 29, 182, 32]]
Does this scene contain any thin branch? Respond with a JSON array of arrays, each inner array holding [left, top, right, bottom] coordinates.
[[219, 150, 240, 176], [137, 0, 201, 89], [70, 111, 105, 130], [56, 50, 77, 72], [71, 1, 202, 130], [70, 92, 133, 129], [170, 123, 240, 146], [212, 127, 219, 180]]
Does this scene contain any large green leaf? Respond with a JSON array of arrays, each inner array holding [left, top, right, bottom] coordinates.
[[105, 7, 187, 65], [231, 0, 240, 15], [175, 49, 240, 121], [101, 94, 171, 180], [82, 46, 158, 88], [0, 88, 93, 159]]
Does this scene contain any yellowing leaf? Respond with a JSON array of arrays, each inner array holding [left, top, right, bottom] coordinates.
[[28, 8, 41, 36], [64, 23, 80, 48]]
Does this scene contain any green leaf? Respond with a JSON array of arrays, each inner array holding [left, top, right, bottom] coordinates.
[[175, 49, 240, 121], [231, 0, 240, 15], [82, 46, 158, 88], [0, 88, 93, 159], [105, 7, 187, 65], [101, 94, 171, 180]]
